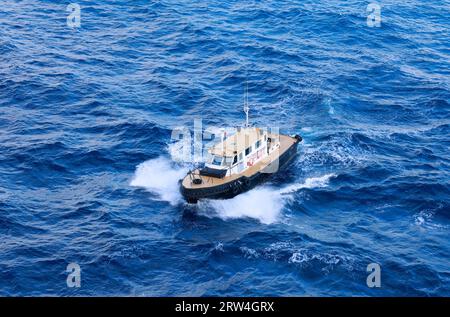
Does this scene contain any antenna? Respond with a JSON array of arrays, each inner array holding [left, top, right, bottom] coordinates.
[[243, 81, 250, 127]]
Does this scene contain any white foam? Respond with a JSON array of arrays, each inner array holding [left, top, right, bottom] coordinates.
[[413, 207, 447, 230], [130, 157, 188, 205], [197, 174, 336, 225], [131, 140, 336, 223], [280, 173, 336, 195], [198, 187, 283, 225]]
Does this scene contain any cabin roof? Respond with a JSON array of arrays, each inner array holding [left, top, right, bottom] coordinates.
[[209, 127, 265, 157]]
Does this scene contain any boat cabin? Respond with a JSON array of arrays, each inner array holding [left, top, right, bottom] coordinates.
[[201, 127, 280, 178]]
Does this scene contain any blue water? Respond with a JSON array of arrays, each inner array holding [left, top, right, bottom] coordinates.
[[1, 0, 449, 296]]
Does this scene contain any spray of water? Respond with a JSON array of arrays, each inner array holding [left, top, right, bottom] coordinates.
[[198, 173, 336, 224], [130, 157, 188, 205], [197, 187, 284, 225]]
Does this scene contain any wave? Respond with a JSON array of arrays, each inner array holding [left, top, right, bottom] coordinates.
[[130, 157, 188, 205], [197, 174, 336, 224], [130, 139, 195, 204], [197, 187, 284, 225], [413, 204, 448, 230], [239, 242, 355, 272], [280, 173, 336, 195]]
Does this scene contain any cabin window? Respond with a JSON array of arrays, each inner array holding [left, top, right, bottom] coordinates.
[[245, 146, 252, 156], [211, 156, 223, 166], [223, 156, 234, 167], [255, 140, 261, 149], [233, 155, 237, 165], [239, 153, 243, 161]]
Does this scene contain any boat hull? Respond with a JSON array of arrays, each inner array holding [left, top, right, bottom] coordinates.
[[180, 137, 300, 203]]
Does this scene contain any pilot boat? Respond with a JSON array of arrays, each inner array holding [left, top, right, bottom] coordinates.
[[180, 94, 302, 203]]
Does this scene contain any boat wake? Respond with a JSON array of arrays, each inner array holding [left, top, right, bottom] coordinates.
[[279, 173, 337, 195], [198, 173, 336, 224], [197, 187, 284, 224], [130, 157, 188, 205]]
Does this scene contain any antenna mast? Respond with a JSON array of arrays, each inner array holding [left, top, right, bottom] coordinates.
[[244, 81, 250, 127]]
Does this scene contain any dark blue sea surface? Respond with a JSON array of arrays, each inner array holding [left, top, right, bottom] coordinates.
[[0, 0, 449, 296]]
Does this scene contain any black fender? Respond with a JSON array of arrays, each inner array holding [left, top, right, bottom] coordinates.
[[232, 181, 241, 194], [243, 177, 251, 187]]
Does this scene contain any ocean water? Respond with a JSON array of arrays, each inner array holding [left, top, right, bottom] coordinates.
[[0, 0, 449, 296]]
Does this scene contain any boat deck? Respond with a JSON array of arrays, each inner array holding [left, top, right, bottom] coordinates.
[[182, 134, 297, 189]]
